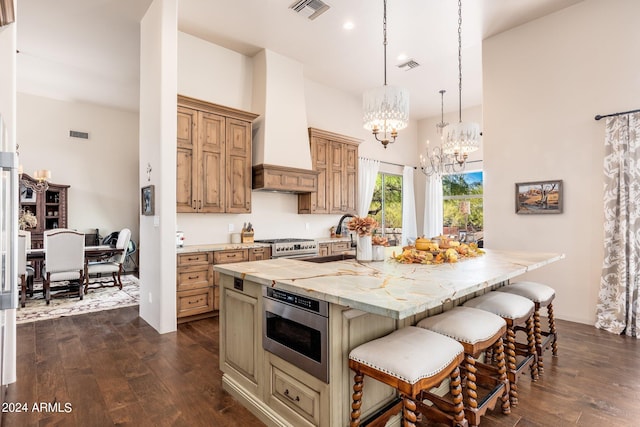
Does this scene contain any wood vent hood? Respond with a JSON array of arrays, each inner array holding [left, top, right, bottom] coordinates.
[[252, 164, 319, 194]]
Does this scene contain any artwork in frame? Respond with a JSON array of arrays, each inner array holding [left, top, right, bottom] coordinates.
[[141, 185, 155, 216], [20, 184, 36, 203], [515, 180, 563, 214]]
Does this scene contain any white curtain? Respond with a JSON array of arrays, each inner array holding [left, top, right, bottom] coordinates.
[[423, 174, 443, 238], [595, 112, 640, 338], [401, 166, 417, 246], [358, 157, 380, 217]]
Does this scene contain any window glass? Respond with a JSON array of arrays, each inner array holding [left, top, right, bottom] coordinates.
[[369, 173, 403, 245], [442, 171, 483, 241]]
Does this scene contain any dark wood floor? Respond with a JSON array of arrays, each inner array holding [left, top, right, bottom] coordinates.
[[4, 307, 640, 427]]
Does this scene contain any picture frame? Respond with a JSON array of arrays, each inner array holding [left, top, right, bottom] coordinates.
[[515, 180, 563, 214], [141, 185, 155, 216], [20, 184, 36, 203]]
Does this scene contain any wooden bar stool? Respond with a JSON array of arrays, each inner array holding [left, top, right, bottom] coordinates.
[[497, 281, 558, 374], [349, 326, 468, 427], [417, 307, 510, 427], [463, 292, 538, 407]]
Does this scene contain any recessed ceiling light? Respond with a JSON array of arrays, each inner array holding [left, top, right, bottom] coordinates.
[[397, 53, 408, 61], [343, 21, 354, 30]]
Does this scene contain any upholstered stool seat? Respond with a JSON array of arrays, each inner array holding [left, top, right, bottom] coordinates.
[[417, 307, 510, 427], [497, 281, 558, 373], [349, 326, 468, 427], [463, 292, 538, 406]]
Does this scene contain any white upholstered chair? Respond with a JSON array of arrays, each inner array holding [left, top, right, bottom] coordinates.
[[18, 230, 34, 308], [43, 229, 85, 304], [85, 228, 131, 293]]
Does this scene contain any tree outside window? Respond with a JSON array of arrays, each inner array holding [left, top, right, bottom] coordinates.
[[369, 173, 403, 245], [442, 171, 483, 239]]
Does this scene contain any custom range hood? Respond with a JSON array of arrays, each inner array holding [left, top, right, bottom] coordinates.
[[251, 49, 318, 193]]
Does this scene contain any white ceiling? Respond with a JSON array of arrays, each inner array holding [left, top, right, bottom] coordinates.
[[16, 0, 583, 118]]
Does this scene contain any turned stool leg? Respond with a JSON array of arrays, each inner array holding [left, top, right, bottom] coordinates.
[[533, 308, 544, 373], [493, 337, 510, 415], [464, 353, 478, 412], [505, 326, 518, 406], [450, 366, 466, 426], [350, 372, 364, 427], [402, 396, 418, 427], [548, 303, 559, 356], [526, 315, 539, 380]]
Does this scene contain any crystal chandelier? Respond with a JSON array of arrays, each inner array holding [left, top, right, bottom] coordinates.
[[443, 0, 479, 164], [420, 90, 465, 177], [362, 0, 409, 149]]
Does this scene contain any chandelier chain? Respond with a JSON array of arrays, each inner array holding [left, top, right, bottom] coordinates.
[[457, 0, 463, 123], [383, 0, 388, 86]]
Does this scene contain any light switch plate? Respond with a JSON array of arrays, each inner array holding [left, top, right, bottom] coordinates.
[[153, 215, 160, 227]]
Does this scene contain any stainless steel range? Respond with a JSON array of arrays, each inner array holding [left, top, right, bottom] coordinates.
[[254, 238, 318, 259]]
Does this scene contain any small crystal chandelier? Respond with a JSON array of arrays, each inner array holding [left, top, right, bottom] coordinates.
[[362, 0, 409, 149], [442, 0, 479, 164], [420, 90, 465, 177]]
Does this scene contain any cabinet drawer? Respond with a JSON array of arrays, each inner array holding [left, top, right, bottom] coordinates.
[[332, 241, 351, 253], [177, 265, 212, 291], [214, 249, 248, 264], [177, 252, 212, 266], [177, 287, 214, 318], [271, 366, 320, 426]]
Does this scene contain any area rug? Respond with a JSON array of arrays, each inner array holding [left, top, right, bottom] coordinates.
[[16, 275, 139, 324]]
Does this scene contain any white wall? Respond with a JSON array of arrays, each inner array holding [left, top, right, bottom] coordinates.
[[139, 0, 177, 334], [176, 32, 421, 245], [483, 0, 640, 325], [16, 93, 139, 243]]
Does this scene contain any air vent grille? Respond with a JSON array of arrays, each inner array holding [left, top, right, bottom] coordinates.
[[70, 130, 89, 139], [397, 59, 420, 70], [289, 0, 330, 20]]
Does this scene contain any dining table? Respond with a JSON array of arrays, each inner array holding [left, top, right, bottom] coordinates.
[[25, 245, 124, 305]]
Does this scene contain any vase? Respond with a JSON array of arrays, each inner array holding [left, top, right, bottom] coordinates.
[[372, 245, 385, 261], [357, 235, 372, 262]]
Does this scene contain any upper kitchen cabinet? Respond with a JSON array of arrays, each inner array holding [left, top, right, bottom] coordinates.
[[177, 95, 258, 213], [299, 128, 361, 215]]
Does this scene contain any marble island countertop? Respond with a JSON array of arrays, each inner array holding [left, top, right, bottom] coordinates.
[[214, 248, 564, 319]]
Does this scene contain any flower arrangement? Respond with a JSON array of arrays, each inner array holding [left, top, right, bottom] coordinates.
[[372, 235, 389, 246], [19, 208, 37, 230], [347, 216, 378, 237]]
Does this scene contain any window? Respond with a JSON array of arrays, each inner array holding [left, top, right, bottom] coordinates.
[[442, 171, 483, 240], [369, 173, 403, 244]]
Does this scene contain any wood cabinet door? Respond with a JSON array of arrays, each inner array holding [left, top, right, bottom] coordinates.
[[177, 106, 197, 212], [343, 143, 358, 215], [312, 138, 330, 213], [226, 118, 252, 213], [329, 142, 344, 213], [199, 111, 225, 213]]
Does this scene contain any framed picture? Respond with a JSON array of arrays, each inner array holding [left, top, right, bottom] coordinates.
[[141, 185, 155, 216], [515, 180, 563, 214], [20, 184, 36, 203]]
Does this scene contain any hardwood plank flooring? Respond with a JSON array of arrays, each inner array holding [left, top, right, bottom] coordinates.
[[4, 307, 640, 426]]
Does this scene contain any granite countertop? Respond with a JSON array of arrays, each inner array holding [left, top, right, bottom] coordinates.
[[315, 236, 353, 244], [213, 248, 564, 320]]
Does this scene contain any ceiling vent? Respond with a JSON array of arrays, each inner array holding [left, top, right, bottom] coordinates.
[[397, 59, 420, 71], [289, 0, 330, 20]]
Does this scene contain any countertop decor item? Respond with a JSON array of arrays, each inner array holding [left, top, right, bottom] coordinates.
[[348, 216, 377, 261]]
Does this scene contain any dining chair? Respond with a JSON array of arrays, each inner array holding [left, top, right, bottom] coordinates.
[[85, 228, 131, 294], [18, 230, 34, 308], [43, 229, 85, 304]]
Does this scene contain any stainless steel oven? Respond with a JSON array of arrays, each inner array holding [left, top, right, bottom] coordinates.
[[263, 287, 329, 383], [254, 238, 318, 259]]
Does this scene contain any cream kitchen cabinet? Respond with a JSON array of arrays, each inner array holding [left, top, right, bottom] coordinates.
[[299, 128, 361, 215], [177, 95, 258, 213]]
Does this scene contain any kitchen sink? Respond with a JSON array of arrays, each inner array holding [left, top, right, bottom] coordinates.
[[300, 253, 356, 263]]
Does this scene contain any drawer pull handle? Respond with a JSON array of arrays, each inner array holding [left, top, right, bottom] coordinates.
[[228, 254, 237, 257], [188, 298, 204, 305], [284, 389, 300, 402], [187, 257, 198, 261], [188, 276, 199, 280]]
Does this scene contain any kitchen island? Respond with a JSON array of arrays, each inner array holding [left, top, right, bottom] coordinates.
[[214, 249, 564, 427]]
